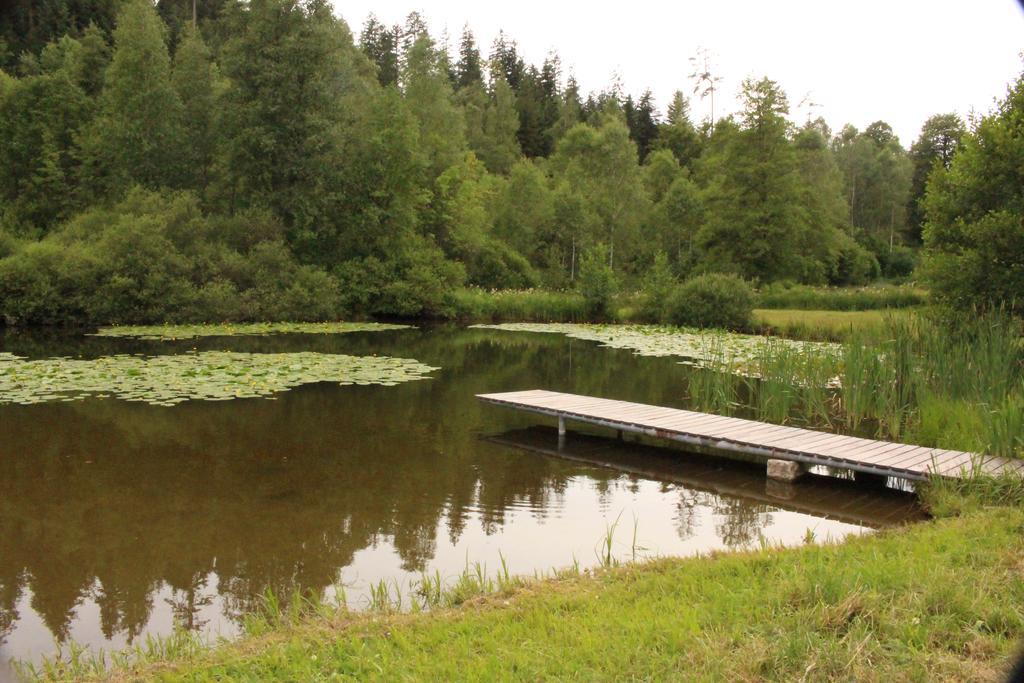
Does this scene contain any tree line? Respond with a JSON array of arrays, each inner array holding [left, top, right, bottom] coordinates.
[[0, 0, 1011, 325]]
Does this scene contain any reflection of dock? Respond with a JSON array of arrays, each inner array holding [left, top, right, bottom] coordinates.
[[485, 426, 926, 529], [478, 390, 1024, 482]]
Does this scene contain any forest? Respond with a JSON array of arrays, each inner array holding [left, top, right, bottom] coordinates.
[[0, 0, 1019, 325]]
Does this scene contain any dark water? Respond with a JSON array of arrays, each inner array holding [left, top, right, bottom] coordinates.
[[0, 325, 922, 678]]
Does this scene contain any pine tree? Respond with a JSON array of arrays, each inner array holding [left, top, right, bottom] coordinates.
[[489, 31, 523, 91], [657, 90, 701, 166], [454, 25, 482, 90], [697, 78, 805, 281], [631, 90, 659, 161], [359, 14, 399, 87]]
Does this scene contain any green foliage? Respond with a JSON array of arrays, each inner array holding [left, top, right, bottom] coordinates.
[[0, 40, 93, 234], [550, 115, 648, 274], [665, 273, 754, 329], [79, 0, 184, 196], [756, 283, 925, 311], [0, 189, 350, 325], [171, 24, 218, 192], [0, 6, 950, 325], [697, 79, 806, 282], [640, 251, 677, 321], [448, 288, 586, 322], [907, 113, 965, 243], [577, 244, 618, 319], [922, 70, 1024, 315]]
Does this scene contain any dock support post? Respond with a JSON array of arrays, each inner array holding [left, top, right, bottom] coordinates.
[[558, 416, 566, 437], [767, 459, 806, 483]]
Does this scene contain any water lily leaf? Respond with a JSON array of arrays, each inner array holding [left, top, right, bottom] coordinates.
[[0, 351, 439, 407]]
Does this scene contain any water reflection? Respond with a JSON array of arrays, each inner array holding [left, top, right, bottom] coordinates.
[[0, 326, 924, 677]]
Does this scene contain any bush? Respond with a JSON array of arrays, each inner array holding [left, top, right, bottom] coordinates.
[[665, 273, 753, 330], [639, 251, 677, 322], [879, 245, 917, 280], [577, 244, 618, 319]]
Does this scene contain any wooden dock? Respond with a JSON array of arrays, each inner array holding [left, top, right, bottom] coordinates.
[[477, 390, 1024, 482]]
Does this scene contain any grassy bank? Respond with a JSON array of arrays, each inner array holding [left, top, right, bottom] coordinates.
[[752, 308, 915, 341], [32, 484, 1024, 681], [755, 283, 927, 311], [687, 313, 1024, 458]]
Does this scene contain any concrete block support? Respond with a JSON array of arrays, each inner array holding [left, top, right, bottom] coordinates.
[[767, 459, 806, 483]]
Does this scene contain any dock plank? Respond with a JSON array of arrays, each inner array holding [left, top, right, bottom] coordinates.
[[476, 390, 1021, 482]]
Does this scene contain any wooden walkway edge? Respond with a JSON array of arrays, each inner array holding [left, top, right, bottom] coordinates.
[[477, 389, 1024, 482]]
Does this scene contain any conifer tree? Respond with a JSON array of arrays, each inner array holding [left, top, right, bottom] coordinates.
[[697, 77, 805, 281], [657, 90, 701, 167], [455, 25, 482, 90], [359, 14, 399, 86]]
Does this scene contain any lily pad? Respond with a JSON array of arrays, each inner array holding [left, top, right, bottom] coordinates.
[[90, 322, 412, 341], [471, 323, 839, 375], [0, 351, 439, 406]]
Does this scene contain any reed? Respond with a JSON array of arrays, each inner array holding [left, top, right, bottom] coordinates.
[[682, 311, 1024, 458]]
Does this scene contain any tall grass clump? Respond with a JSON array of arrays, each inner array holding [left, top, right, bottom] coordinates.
[[756, 283, 926, 311], [683, 311, 1024, 458], [449, 287, 587, 322]]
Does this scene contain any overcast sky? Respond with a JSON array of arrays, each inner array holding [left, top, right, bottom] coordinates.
[[331, 0, 1024, 146]]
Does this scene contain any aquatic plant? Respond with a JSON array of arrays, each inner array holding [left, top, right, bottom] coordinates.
[[0, 351, 438, 406], [90, 321, 412, 340], [472, 323, 838, 373]]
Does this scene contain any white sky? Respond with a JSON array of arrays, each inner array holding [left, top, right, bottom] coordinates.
[[331, 0, 1024, 146]]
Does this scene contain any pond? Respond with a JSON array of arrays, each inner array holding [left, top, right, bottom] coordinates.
[[0, 324, 923, 679]]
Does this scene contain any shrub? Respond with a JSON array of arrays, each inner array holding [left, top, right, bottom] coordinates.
[[639, 251, 677, 322], [577, 244, 618, 319], [665, 273, 753, 330]]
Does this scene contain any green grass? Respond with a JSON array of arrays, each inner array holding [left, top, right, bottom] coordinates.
[[32, 489, 1024, 682], [448, 288, 588, 322], [690, 312, 1024, 458], [756, 283, 927, 311], [753, 308, 915, 341]]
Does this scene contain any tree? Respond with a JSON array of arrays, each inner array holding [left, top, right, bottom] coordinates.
[[464, 76, 520, 175], [79, 0, 184, 196], [0, 0, 121, 71], [549, 113, 647, 272], [792, 121, 875, 284], [656, 90, 701, 167], [171, 24, 217, 191], [697, 77, 805, 282], [907, 113, 965, 243], [493, 158, 554, 262], [156, 0, 230, 49], [922, 71, 1024, 314], [401, 33, 467, 180], [454, 25, 482, 90], [489, 31, 523, 91], [625, 89, 659, 162], [689, 47, 722, 130], [215, 0, 378, 261], [359, 14, 399, 87], [0, 42, 92, 234], [832, 121, 912, 256]]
